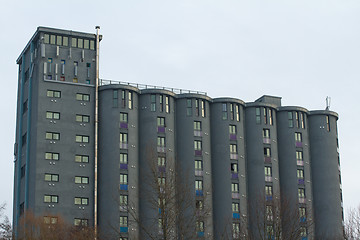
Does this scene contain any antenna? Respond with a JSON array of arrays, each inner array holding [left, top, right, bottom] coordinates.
[[326, 96, 331, 110]]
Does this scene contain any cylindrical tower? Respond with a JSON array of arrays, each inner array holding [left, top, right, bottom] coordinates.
[[98, 84, 140, 239], [245, 102, 280, 238], [277, 107, 314, 239], [176, 94, 214, 239], [138, 89, 177, 239], [308, 111, 344, 239], [210, 98, 247, 239]]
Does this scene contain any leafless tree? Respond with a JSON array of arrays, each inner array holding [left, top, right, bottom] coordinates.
[[0, 203, 12, 240], [247, 193, 312, 240], [345, 205, 360, 240], [122, 146, 211, 240]]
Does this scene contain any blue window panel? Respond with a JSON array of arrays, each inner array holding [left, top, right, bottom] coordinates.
[[233, 213, 240, 219], [197, 231, 204, 237], [266, 195, 273, 201], [300, 217, 306, 223], [120, 227, 128, 233], [301, 237, 308, 240], [196, 190, 203, 196], [120, 184, 128, 191]]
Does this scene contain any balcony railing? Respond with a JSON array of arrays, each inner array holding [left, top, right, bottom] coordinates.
[[120, 184, 128, 191], [296, 141, 303, 148], [297, 160, 304, 166], [231, 173, 239, 179], [195, 170, 203, 176], [157, 146, 166, 153], [232, 212, 240, 219], [196, 190, 203, 196], [120, 122, 128, 129], [120, 164, 128, 170], [298, 179, 305, 185], [120, 143, 128, 149], [232, 193, 240, 199], [230, 134, 237, 141], [230, 153, 238, 160], [195, 150, 202, 156], [157, 126, 165, 133], [265, 176, 272, 182], [194, 130, 202, 137], [263, 138, 271, 144], [264, 157, 271, 163], [299, 197, 306, 204]]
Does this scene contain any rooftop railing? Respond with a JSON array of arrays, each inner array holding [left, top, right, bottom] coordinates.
[[100, 79, 207, 95]]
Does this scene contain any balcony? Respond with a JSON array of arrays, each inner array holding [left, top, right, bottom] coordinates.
[[197, 232, 204, 237], [157, 126, 165, 133], [119, 205, 127, 212], [120, 227, 128, 233], [230, 134, 237, 141], [158, 166, 166, 173], [298, 179, 305, 185], [120, 184, 128, 191], [264, 157, 271, 163], [195, 150, 202, 156], [263, 138, 271, 144], [120, 122, 128, 129], [196, 190, 203, 196], [231, 173, 238, 179], [120, 164, 128, 170], [265, 176, 272, 182], [297, 160, 304, 166], [157, 146, 166, 153], [232, 193, 240, 199], [195, 170, 203, 176], [266, 195, 273, 201], [230, 153, 238, 160], [299, 197, 306, 204], [232, 212, 240, 219], [296, 141, 303, 148], [119, 143, 128, 149], [194, 130, 202, 137]]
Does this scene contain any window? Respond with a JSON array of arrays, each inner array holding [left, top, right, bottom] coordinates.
[[230, 144, 237, 153], [263, 108, 267, 124], [56, 35, 62, 45], [76, 93, 90, 101], [195, 160, 203, 170], [74, 197, 88, 205], [196, 200, 203, 210], [295, 132, 302, 142], [266, 205, 273, 221], [45, 152, 59, 161], [300, 112, 305, 128], [233, 223, 240, 238], [265, 186, 273, 196], [186, 99, 192, 116], [120, 113, 128, 123], [196, 221, 204, 232], [195, 180, 203, 190], [120, 216, 128, 227], [120, 133, 128, 144], [120, 195, 128, 206], [73, 77, 78, 83], [44, 216, 58, 225], [229, 125, 236, 134], [47, 58, 52, 73], [23, 100, 28, 113], [78, 39, 83, 48], [60, 60, 65, 75], [194, 140, 202, 150], [235, 105, 240, 121], [120, 174, 128, 184], [74, 218, 88, 226], [44, 173, 59, 182], [299, 207, 306, 218], [201, 100, 205, 117], [158, 137, 165, 147], [158, 157, 166, 166], [230, 103, 234, 120], [86, 62, 91, 78], [46, 111, 60, 120], [295, 112, 299, 128], [113, 90, 118, 107], [255, 107, 261, 124], [165, 96, 170, 113], [288, 111, 293, 127], [50, 35, 56, 44], [84, 39, 90, 49], [232, 203, 239, 212], [128, 92, 133, 109], [159, 95, 163, 112], [74, 61, 78, 76], [44, 34, 50, 44], [296, 151, 303, 160], [151, 94, 156, 111], [157, 117, 165, 127], [44, 195, 58, 203], [45, 132, 60, 140], [76, 114, 89, 123], [75, 155, 89, 163], [231, 163, 238, 172], [158, 177, 166, 186], [63, 37, 69, 46], [300, 227, 307, 237], [231, 183, 239, 193], [21, 166, 25, 178], [195, 99, 200, 116], [121, 90, 126, 108], [298, 188, 306, 198], [264, 147, 271, 157], [263, 129, 270, 138], [194, 121, 201, 131], [326, 115, 330, 131], [75, 176, 89, 184], [120, 153, 128, 164], [265, 167, 272, 177], [222, 103, 227, 120], [297, 169, 304, 179], [75, 135, 89, 143], [47, 90, 61, 98], [269, 109, 273, 125]]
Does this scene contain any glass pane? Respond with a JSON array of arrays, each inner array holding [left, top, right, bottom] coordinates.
[[44, 34, 50, 44], [90, 40, 95, 50], [78, 38, 83, 48], [50, 35, 56, 44], [72, 38, 77, 47], [84, 39, 89, 49], [56, 36, 62, 46], [63, 36, 68, 46]]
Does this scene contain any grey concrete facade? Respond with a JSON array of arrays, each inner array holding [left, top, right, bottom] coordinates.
[[14, 27, 344, 240]]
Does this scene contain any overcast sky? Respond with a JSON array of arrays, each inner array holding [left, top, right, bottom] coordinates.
[[1, 0, 359, 220]]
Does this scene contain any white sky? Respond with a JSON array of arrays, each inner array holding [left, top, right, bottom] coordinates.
[[1, 0, 359, 220]]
